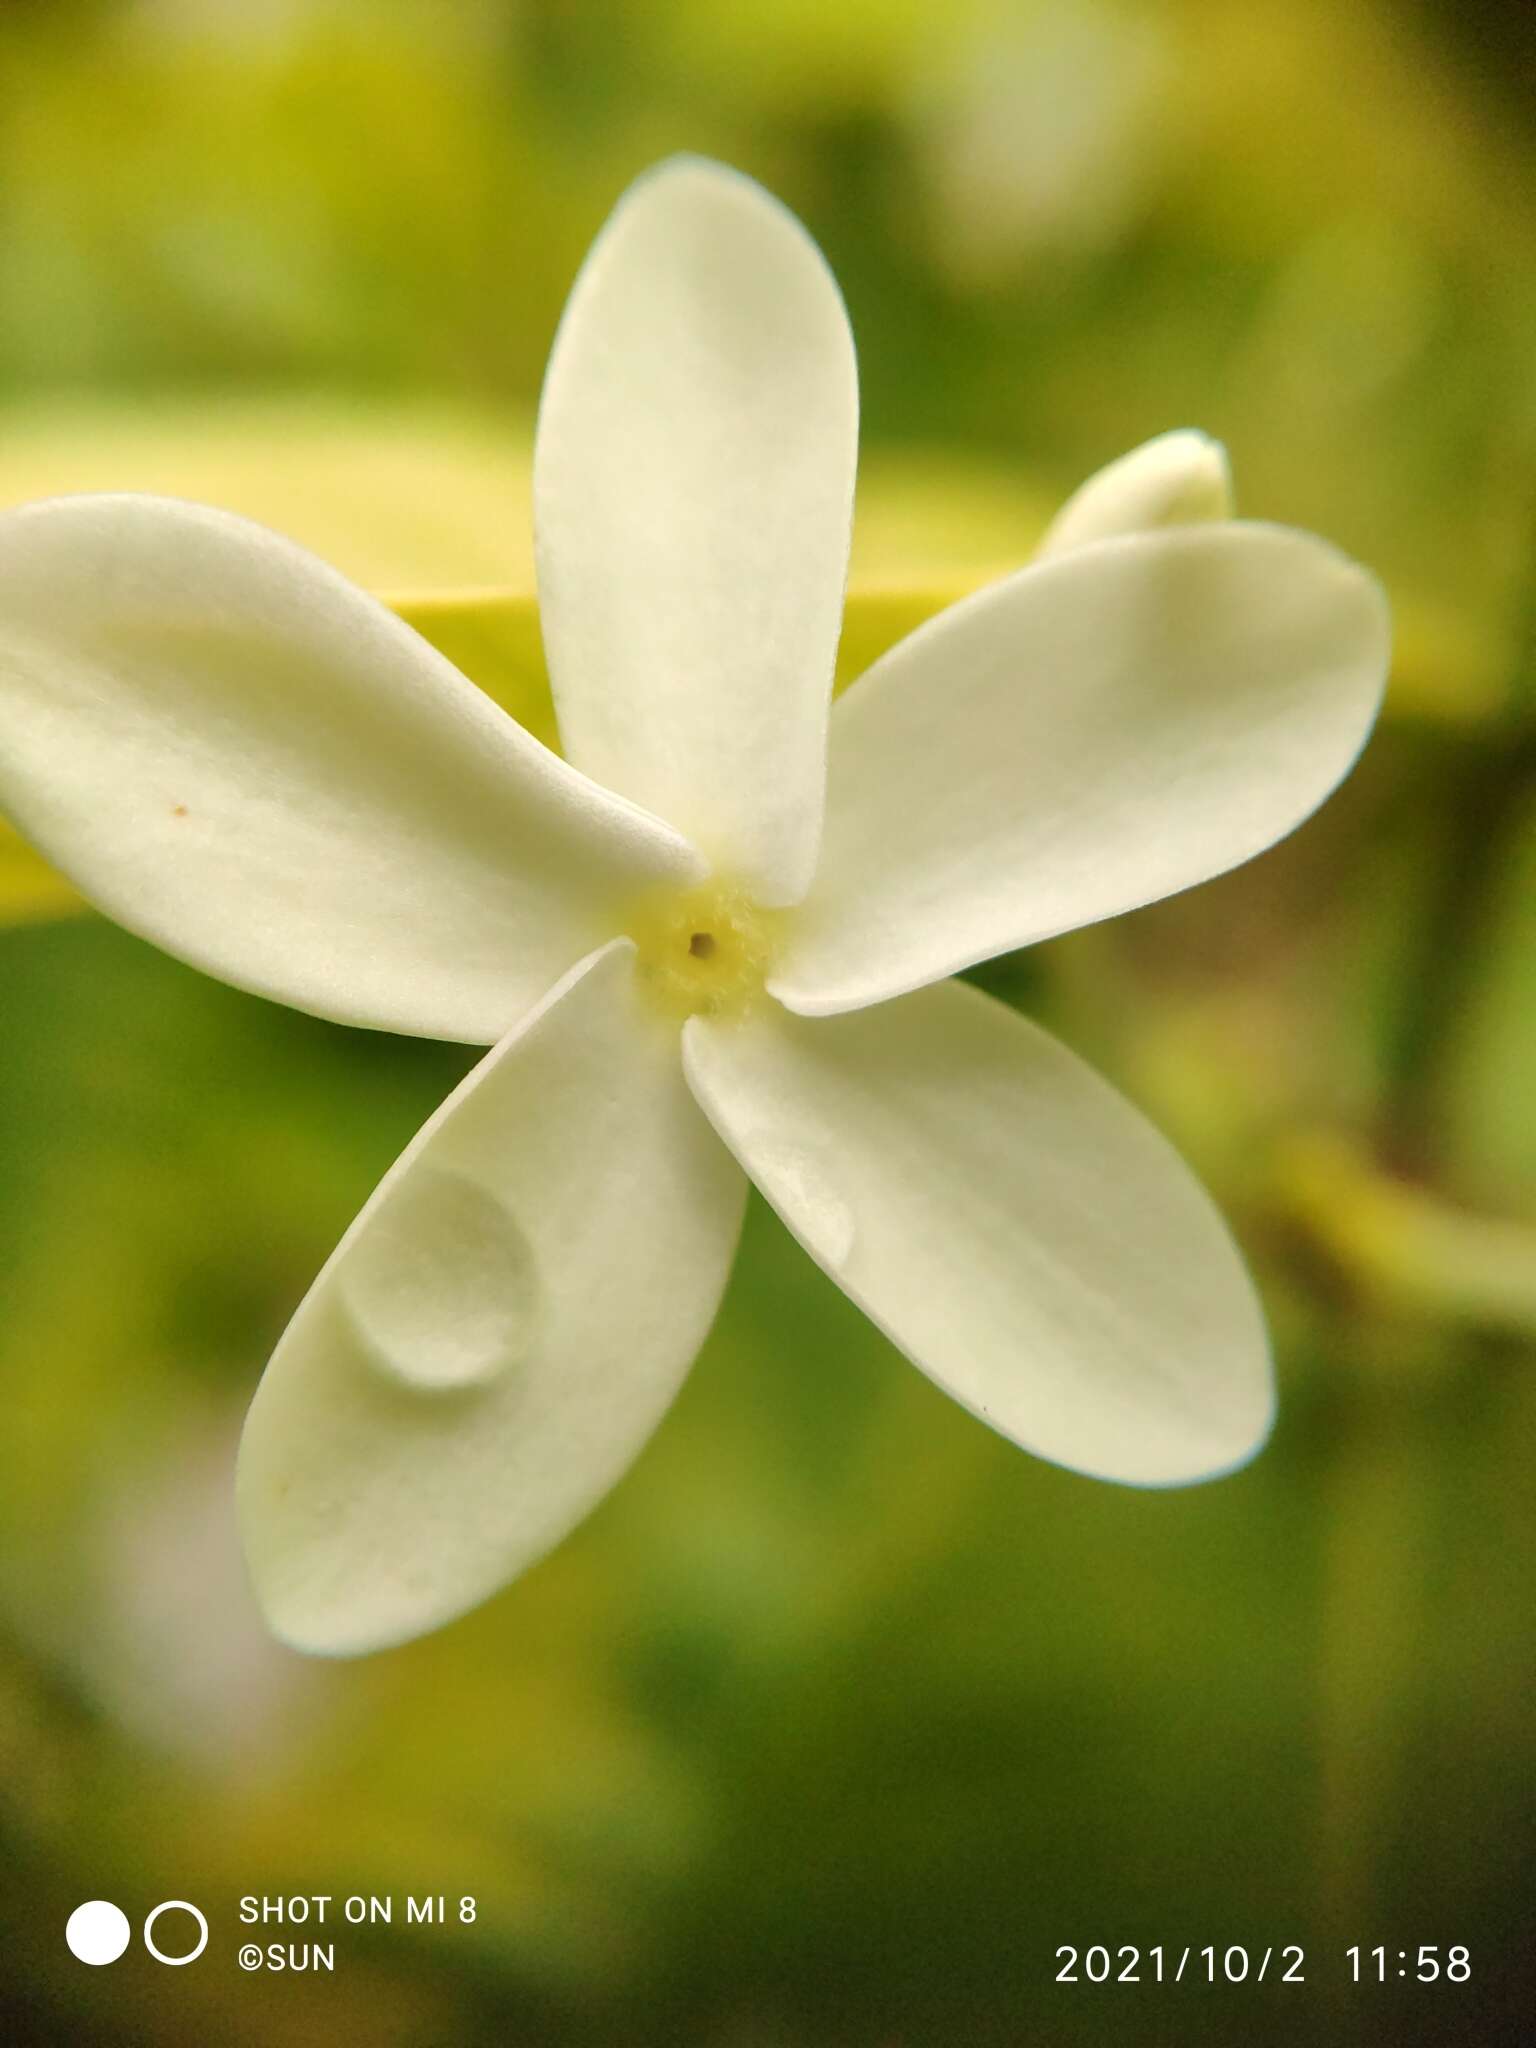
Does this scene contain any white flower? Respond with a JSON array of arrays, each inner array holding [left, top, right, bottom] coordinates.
[[0, 158, 1389, 1656]]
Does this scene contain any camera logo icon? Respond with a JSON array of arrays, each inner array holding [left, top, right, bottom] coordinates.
[[65, 1899, 208, 1966]]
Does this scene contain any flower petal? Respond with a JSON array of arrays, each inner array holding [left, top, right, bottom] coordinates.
[[239, 941, 745, 1655], [684, 980, 1271, 1485], [1036, 429, 1232, 558], [771, 522, 1389, 1016], [0, 495, 701, 1043], [534, 156, 858, 906]]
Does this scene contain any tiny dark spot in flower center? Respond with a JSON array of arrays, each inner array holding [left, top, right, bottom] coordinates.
[[688, 930, 716, 960], [171, 804, 188, 817]]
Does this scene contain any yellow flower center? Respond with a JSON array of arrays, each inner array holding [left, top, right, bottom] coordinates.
[[623, 877, 786, 1021]]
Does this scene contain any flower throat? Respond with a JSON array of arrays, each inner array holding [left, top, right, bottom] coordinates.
[[623, 878, 786, 1020]]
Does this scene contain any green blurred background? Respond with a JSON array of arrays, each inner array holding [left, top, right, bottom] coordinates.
[[1, 0, 1534, 2041]]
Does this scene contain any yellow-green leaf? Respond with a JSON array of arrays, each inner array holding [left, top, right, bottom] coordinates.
[[0, 820, 85, 923], [0, 582, 978, 930], [0, 573, 1522, 933]]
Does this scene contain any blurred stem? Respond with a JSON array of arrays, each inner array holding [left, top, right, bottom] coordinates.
[[1315, 1326, 1439, 1936], [1275, 1132, 1536, 1340], [1282, 535, 1536, 1307], [1385, 530, 1536, 1170], [1381, 725, 1536, 1178], [1313, 540, 1536, 1948]]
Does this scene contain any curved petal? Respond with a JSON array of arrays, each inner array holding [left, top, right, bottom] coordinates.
[[771, 522, 1389, 1016], [685, 980, 1271, 1485], [239, 941, 746, 1655], [1036, 429, 1232, 558], [0, 495, 701, 1043], [534, 156, 858, 906]]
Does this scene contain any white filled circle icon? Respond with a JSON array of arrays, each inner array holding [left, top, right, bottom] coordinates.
[[65, 1900, 131, 1966]]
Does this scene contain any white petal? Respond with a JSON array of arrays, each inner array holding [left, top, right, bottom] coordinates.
[[1037, 429, 1233, 558], [684, 980, 1271, 1485], [534, 157, 858, 906], [0, 495, 701, 1042], [238, 941, 745, 1655], [772, 522, 1389, 1016]]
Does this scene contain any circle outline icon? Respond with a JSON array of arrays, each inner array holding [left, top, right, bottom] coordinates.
[[65, 1900, 131, 1966], [143, 1900, 209, 1966]]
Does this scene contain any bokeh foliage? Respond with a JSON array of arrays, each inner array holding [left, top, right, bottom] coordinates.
[[1, 1, 1533, 2043]]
